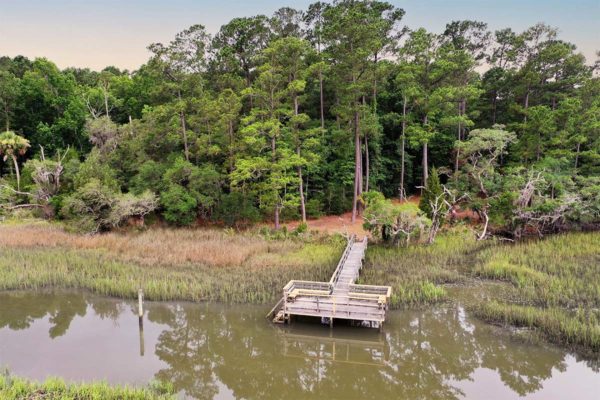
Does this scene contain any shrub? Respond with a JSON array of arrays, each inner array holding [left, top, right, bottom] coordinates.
[[213, 192, 260, 228], [62, 179, 157, 232], [160, 184, 198, 226], [363, 191, 430, 245]]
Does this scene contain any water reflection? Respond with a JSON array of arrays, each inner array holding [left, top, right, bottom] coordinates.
[[0, 291, 598, 399]]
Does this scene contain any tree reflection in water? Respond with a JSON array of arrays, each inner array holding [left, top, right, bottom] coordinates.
[[147, 303, 571, 399], [0, 291, 596, 399], [0, 291, 87, 338]]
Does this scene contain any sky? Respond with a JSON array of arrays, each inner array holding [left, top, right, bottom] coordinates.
[[0, 0, 598, 71]]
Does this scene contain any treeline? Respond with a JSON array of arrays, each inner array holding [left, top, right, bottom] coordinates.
[[0, 1, 598, 234]]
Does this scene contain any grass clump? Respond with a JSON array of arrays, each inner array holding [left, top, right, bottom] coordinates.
[[0, 374, 174, 399], [472, 301, 600, 353]]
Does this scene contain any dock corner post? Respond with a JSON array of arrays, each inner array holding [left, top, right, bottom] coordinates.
[[138, 288, 144, 319], [138, 288, 145, 357]]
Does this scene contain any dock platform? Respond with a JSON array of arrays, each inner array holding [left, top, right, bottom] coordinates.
[[268, 235, 392, 328]]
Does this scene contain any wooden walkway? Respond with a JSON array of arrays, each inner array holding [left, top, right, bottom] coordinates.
[[268, 235, 392, 329]]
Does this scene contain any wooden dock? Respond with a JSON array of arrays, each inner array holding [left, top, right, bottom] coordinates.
[[269, 235, 392, 329]]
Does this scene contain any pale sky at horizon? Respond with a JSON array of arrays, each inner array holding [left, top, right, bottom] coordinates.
[[0, 0, 598, 71]]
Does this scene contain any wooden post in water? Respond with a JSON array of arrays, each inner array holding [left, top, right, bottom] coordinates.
[[138, 289, 145, 356], [138, 289, 144, 318]]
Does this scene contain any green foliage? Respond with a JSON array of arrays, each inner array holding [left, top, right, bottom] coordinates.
[[213, 191, 260, 228], [62, 179, 157, 232], [73, 148, 120, 191], [419, 167, 445, 219], [0, 8, 597, 233], [363, 191, 430, 245], [160, 184, 198, 226]]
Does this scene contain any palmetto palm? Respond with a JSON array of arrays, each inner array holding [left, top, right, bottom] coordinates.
[[0, 130, 30, 190]]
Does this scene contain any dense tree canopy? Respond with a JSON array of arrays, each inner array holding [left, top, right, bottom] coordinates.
[[0, 0, 598, 235]]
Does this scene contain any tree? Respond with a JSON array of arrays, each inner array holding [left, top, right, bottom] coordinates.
[[456, 125, 517, 239], [211, 16, 272, 87], [0, 130, 30, 190], [264, 37, 320, 222], [362, 191, 429, 246], [0, 71, 20, 131], [148, 24, 211, 161], [231, 50, 300, 228], [400, 28, 452, 189], [323, 0, 404, 222], [62, 179, 157, 233]]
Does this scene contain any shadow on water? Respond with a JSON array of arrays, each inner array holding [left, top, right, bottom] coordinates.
[[0, 290, 598, 399]]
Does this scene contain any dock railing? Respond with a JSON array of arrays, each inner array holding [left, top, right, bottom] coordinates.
[[329, 234, 356, 286]]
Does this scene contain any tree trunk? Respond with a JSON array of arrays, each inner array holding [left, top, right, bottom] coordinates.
[[298, 162, 306, 223], [364, 125, 369, 193], [523, 88, 530, 122], [271, 134, 279, 229], [228, 120, 234, 173], [177, 91, 189, 161], [351, 108, 361, 223], [399, 97, 406, 200], [575, 142, 580, 169], [422, 115, 429, 189], [12, 155, 20, 191], [293, 92, 305, 223], [104, 91, 110, 117], [491, 91, 497, 124], [477, 210, 490, 241], [319, 70, 325, 129], [454, 100, 462, 175], [422, 142, 429, 189]]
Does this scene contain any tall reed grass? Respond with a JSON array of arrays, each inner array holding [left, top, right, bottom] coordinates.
[[0, 222, 343, 304]]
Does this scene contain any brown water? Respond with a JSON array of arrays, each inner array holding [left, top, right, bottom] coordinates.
[[0, 290, 598, 399]]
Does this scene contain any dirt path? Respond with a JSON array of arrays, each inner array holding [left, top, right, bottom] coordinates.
[[285, 196, 423, 238]]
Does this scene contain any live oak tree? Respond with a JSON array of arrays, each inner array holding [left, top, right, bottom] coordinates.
[[455, 125, 516, 239]]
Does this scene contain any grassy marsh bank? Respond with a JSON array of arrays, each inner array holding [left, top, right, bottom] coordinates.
[[1, 221, 598, 353], [363, 229, 600, 353], [0, 222, 343, 303], [0, 375, 174, 400]]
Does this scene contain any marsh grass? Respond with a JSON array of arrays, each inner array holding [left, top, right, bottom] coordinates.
[[474, 233, 600, 308], [472, 301, 600, 353], [0, 374, 174, 399], [362, 227, 481, 306], [0, 222, 343, 304], [364, 228, 600, 353]]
